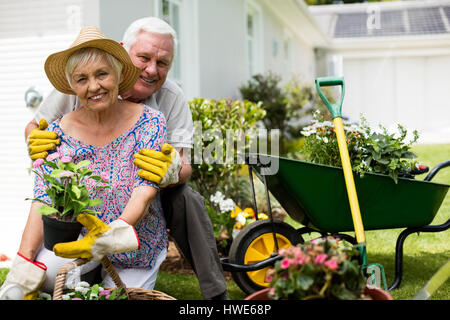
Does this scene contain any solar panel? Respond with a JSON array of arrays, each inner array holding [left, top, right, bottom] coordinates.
[[334, 12, 368, 38], [372, 10, 405, 37], [333, 5, 450, 38], [407, 7, 447, 35]]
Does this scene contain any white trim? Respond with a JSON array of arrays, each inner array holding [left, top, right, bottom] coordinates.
[[153, 0, 199, 98], [245, 0, 264, 78], [282, 27, 294, 78]]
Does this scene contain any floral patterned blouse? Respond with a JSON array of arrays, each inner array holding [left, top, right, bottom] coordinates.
[[33, 104, 168, 269]]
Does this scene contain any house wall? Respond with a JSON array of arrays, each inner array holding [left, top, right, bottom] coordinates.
[[99, 0, 154, 41], [196, 0, 247, 99], [332, 45, 450, 143], [0, 0, 99, 257], [196, 0, 317, 100]]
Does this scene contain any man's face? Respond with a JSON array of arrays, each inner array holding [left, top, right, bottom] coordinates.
[[124, 31, 174, 102]]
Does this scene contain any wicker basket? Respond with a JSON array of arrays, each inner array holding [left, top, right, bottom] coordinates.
[[53, 257, 176, 300]]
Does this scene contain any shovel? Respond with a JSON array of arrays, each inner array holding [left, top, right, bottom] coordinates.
[[315, 76, 387, 290]]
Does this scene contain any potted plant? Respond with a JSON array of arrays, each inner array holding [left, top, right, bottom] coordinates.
[[27, 152, 109, 250], [300, 111, 424, 183], [245, 236, 392, 300]]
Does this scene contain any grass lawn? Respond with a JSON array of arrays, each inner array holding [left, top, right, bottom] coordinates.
[[0, 144, 448, 300]]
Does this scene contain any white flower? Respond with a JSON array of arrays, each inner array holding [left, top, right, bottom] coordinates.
[[236, 212, 247, 225], [38, 292, 52, 300], [77, 281, 91, 288], [210, 191, 225, 204], [219, 198, 236, 213], [75, 285, 90, 295], [322, 137, 328, 143]]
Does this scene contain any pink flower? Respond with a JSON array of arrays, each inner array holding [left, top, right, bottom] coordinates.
[[281, 258, 291, 269], [59, 171, 74, 178], [324, 260, 338, 270], [293, 253, 306, 265], [72, 298, 82, 300], [32, 158, 44, 168], [265, 275, 273, 283], [278, 248, 287, 257], [269, 288, 275, 297], [99, 290, 111, 297], [314, 253, 327, 265], [46, 152, 60, 161], [100, 172, 109, 182], [60, 155, 73, 163]]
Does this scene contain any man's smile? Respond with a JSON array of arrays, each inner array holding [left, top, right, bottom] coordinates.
[[140, 76, 157, 84]]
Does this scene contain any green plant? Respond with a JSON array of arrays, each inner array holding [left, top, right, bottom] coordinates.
[[206, 191, 236, 245], [267, 237, 366, 300], [301, 112, 419, 183], [189, 98, 265, 201], [37, 281, 127, 300], [27, 153, 109, 222], [240, 73, 333, 156]]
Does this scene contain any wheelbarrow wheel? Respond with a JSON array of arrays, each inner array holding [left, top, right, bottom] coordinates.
[[229, 219, 303, 295]]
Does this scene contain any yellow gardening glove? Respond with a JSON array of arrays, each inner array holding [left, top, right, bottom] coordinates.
[[28, 119, 60, 160], [133, 143, 181, 187], [53, 214, 139, 261]]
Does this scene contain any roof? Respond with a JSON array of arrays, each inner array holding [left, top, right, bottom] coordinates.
[[309, 0, 450, 39]]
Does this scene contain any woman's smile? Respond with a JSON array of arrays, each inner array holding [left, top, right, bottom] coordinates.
[[88, 93, 107, 102]]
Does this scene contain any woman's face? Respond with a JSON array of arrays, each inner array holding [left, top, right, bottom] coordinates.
[[70, 56, 120, 111]]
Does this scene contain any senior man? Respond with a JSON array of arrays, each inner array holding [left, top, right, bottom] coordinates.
[[24, 17, 228, 300]]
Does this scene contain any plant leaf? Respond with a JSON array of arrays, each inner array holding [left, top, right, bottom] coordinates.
[[37, 205, 59, 216], [71, 185, 81, 199], [75, 160, 91, 170]]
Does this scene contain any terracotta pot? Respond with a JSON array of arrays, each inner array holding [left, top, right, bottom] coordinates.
[[245, 286, 393, 300], [42, 215, 82, 251], [363, 285, 393, 300]]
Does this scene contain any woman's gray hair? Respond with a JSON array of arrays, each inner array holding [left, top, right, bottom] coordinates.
[[121, 17, 178, 57], [65, 47, 123, 88]]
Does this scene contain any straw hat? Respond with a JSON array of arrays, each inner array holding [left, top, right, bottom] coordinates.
[[44, 26, 140, 95]]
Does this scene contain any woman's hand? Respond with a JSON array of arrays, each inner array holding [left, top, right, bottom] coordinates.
[[53, 186, 155, 260], [53, 214, 139, 261]]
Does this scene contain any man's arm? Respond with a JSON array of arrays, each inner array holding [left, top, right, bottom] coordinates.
[[176, 148, 192, 186], [25, 90, 78, 158], [24, 119, 39, 141]]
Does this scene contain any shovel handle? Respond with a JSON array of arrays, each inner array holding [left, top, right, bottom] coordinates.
[[315, 77, 345, 119]]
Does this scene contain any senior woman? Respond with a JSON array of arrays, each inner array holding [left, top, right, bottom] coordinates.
[[0, 27, 168, 299]]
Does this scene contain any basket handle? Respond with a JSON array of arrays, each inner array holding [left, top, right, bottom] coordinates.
[[52, 257, 129, 300]]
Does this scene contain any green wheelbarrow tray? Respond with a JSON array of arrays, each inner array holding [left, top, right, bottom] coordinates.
[[251, 154, 449, 233]]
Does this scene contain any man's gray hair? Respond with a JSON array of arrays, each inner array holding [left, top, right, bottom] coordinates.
[[122, 17, 178, 57]]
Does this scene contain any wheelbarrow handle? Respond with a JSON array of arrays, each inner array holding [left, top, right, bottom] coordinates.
[[315, 76, 345, 119]]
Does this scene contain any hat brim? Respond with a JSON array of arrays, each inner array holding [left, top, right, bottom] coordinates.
[[44, 39, 140, 95]]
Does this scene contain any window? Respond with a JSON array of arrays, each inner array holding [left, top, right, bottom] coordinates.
[[246, 1, 262, 78], [157, 0, 182, 85], [283, 30, 293, 78]]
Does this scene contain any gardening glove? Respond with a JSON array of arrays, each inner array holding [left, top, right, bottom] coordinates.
[[0, 253, 47, 300], [53, 214, 140, 261], [28, 119, 60, 160], [133, 143, 181, 188]]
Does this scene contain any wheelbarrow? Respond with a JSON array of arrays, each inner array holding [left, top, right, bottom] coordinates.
[[221, 155, 450, 294], [221, 144, 450, 294]]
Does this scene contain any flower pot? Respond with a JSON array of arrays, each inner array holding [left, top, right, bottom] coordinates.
[[244, 288, 271, 300], [363, 285, 393, 300], [244, 286, 393, 300], [42, 215, 82, 251]]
